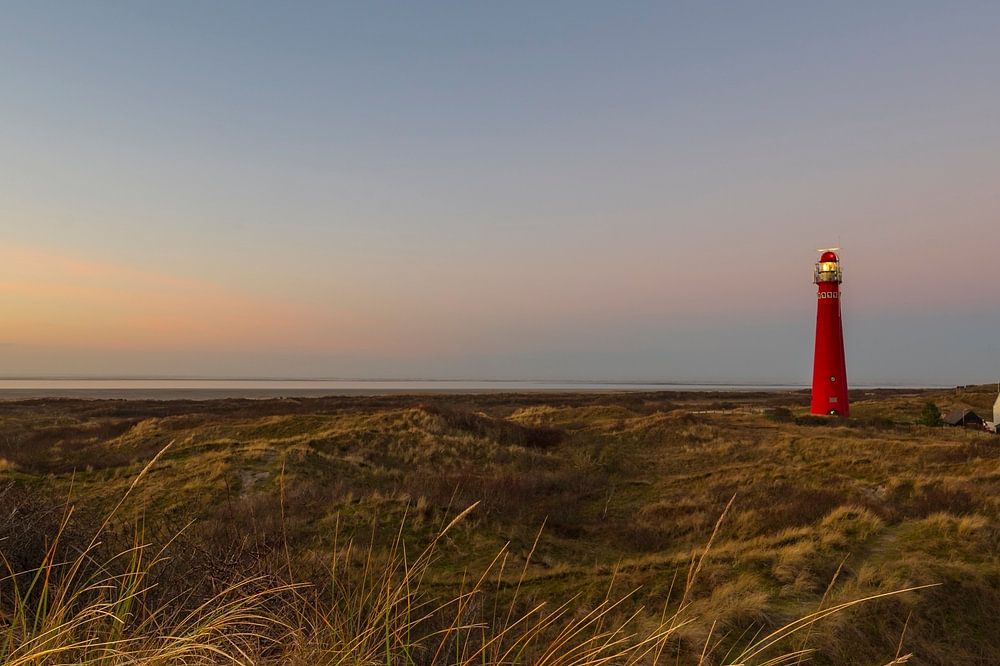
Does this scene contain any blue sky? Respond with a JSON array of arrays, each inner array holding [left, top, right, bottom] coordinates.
[[1, 2, 998, 383]]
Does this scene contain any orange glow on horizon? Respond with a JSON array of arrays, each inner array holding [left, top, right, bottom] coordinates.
[[0, 244, 389, 354]]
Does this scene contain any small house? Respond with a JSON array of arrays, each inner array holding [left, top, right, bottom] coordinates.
[[943, 408, 985, 428]]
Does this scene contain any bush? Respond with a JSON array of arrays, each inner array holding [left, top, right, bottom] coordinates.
[[766, 407, 795, 423], [794, 414, 835, 427], [918, 402, 943, 427]]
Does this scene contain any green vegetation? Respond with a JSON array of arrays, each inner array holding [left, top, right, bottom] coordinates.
[[918, 402, 943, 427], [1, 386, 998, 664]]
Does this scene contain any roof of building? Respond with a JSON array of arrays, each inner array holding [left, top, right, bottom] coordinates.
[[943, 408, 983, 426]]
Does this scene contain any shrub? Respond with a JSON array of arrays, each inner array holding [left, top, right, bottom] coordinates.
[[795, 414, 834, 427], [766, 407, 795, 423], [918, 401, 943, 427]]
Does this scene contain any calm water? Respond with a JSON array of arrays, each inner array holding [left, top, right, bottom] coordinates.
[[0, 379, 812, 400]]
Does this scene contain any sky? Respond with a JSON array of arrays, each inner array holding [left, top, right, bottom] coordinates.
[[1, 2, 998, 384]]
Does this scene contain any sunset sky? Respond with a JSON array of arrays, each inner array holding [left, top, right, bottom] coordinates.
[[2, 2, 998, 384]]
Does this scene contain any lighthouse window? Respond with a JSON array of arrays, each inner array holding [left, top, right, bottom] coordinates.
[[829, 376, 836, 382]]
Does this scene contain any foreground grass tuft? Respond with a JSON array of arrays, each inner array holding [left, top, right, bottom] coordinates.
[[1, 449, 929, 665]]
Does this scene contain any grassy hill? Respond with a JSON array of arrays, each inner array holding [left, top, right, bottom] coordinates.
[[1, 388, 998, 664]]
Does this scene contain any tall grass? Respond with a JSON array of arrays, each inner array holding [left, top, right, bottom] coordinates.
[[1, 446, 928, 665]]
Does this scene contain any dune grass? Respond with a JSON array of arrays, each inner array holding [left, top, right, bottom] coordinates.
[[1, 388, 997, 662], [1, 446, 929, 665]]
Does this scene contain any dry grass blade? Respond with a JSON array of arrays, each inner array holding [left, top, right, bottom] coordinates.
[[735, 584, 940, 663]]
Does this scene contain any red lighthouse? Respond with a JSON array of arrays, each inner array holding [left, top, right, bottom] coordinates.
[[811, 249, 849, 416]]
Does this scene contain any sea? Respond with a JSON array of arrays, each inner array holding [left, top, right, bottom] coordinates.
[[0, 379, 815, 400]]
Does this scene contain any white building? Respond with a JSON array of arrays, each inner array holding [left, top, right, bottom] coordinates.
[[985, 388, 1000, 434], [993, 390, 1000, 433]]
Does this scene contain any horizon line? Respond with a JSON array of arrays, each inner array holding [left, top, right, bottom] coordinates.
[[0, 375, 959, 389]]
